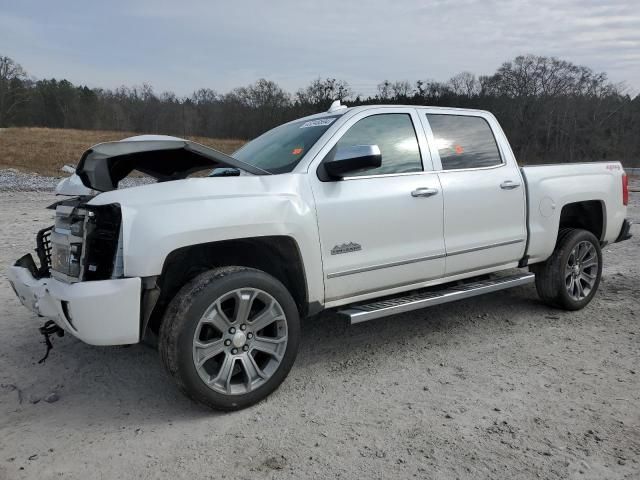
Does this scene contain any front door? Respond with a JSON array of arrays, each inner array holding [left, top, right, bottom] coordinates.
[[310, 108, 446, 303]]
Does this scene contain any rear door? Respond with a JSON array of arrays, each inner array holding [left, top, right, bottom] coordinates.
[[309, 108, 446, 303], [421, 111, 526, 276]]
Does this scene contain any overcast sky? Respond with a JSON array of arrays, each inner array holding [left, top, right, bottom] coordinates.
[[1, 0, 638, 97]]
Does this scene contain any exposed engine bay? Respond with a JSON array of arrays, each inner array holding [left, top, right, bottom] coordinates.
[[66, 135, 268, 193]]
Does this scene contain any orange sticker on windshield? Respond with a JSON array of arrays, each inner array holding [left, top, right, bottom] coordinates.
[[454, 145, 464, 154], [292, 148, 303, 155]]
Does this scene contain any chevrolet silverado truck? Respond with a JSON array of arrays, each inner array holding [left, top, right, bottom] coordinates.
[[7, 102, 632, 410]]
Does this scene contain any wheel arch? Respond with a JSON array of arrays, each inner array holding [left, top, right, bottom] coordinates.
[[145, 235, 311, 337], [558, 200, 606, 243]]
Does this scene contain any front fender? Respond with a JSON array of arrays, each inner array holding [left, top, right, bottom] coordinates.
[[89, 174, 325, 305]]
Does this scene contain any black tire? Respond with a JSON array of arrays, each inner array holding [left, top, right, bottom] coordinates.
[[159, 266, 301, 411], [532, 228, 602, 310]]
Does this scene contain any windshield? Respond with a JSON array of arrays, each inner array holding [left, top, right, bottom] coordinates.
[[232, 115, 340, 174]]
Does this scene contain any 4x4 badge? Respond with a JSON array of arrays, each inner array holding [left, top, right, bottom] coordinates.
[[331, 242, 362, 255]]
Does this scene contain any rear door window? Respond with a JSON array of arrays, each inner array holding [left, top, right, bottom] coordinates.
[[426, 114, 502, 170]]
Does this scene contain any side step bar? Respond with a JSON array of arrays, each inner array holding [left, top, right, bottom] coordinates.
[[338, 272, 535, 324]]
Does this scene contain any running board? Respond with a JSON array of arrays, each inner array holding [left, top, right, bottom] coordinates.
[[338, 272, 535, 324]]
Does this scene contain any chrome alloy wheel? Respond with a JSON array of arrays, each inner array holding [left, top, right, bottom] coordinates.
[[192, 288, 288, 395], [565, 240, 599, 301]]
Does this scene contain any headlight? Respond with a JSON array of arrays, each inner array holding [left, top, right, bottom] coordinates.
[[50, 234, 83, 279], [70, 219, 85, 236], [51, 241, 69, 273]]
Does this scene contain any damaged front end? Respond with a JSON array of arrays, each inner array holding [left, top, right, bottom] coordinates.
[[7, 195, 140, 347], [8, 135, 268, 348], [7, 196, 141, 346], [48, 136, 257, 281]]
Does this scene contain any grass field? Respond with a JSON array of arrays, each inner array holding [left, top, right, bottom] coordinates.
[[0, 128, 246, 176]]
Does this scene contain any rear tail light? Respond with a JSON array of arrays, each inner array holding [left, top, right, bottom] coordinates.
[[622, 173, 629, 206]]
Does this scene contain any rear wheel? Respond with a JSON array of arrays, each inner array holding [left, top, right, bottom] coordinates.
[[533, 228, 602, 310], [159, 266, 300, 410]]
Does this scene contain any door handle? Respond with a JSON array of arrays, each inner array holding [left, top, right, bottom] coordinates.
[[411, 187, 439, 197], [500, 180, 521, 190]]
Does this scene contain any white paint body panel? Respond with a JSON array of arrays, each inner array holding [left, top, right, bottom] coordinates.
[[88, 174, 326, 306], [313, 172, 445, 301], [438, 167, 526, 274]]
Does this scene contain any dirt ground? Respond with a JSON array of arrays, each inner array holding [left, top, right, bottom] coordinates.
[[0, 188, 638, 480]]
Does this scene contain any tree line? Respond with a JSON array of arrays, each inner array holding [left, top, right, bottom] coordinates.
[[1, 54, 638, 166]]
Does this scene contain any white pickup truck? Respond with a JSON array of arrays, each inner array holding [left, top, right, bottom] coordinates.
[[8, 102, 632, 410]]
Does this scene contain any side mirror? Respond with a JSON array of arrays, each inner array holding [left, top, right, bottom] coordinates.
[[323, 145, 382, 179]]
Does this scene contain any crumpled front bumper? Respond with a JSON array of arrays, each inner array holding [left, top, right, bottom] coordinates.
[[7, 264, 141, 346]]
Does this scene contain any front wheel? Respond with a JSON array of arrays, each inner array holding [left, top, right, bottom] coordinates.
[[159, 266, 300, 411], [532, 228, 603, 310]]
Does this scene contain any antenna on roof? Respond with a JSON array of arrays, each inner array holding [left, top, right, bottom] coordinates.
[[327, 100, 347, 113]]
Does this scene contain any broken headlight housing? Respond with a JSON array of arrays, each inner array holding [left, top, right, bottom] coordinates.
[[50, 203, 122, 282], [50, 206, 88, 282]]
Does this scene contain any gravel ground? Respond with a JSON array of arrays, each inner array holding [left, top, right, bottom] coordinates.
[[0, 168, 154, 192], [0, 169, 63, 192], [0, 181, 638, 480]]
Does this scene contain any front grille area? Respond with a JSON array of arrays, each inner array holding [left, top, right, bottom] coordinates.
[[35, 225, 53, 277]]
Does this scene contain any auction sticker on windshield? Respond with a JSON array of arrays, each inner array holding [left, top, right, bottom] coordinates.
[[300, 118, 336, 128]]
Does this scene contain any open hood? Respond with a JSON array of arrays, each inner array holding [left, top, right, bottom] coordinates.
[[74, 135, 269, 192]]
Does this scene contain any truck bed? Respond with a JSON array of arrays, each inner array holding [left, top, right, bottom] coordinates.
[[521, 162, 627, 264]]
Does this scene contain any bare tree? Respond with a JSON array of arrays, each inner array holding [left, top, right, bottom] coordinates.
[[228, 79, 291, 109], [391, 80, 413, 98], [191, 88, 219, 104], [0, 55, 27, 126], [296, 78, 353, 107], [483, 55, 614, 98], [378, 80, 414, 100], [415, 79, 451, 99], [377, 80, 393, 100], [448, 72, 480, 97]]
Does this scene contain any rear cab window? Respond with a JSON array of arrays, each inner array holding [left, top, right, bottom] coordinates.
[[426, 114, 503, 170]]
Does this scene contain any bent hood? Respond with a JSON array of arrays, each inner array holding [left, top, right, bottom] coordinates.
[[73, 135, 268, 192]]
